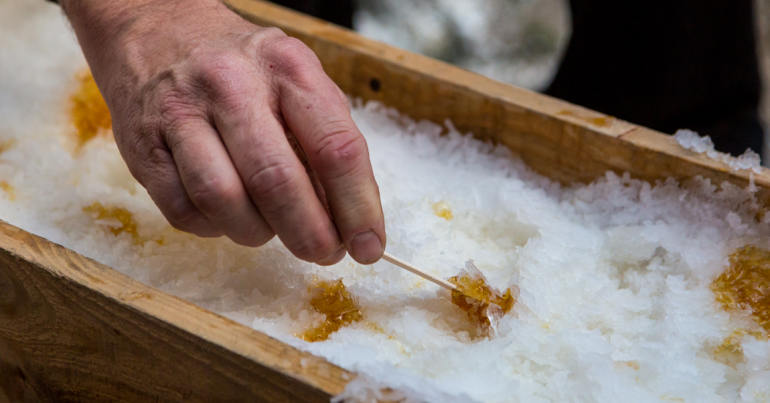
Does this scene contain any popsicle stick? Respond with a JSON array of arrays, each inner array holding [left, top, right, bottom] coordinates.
[[382, 252, 457, 291]]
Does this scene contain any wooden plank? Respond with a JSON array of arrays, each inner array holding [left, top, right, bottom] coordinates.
[[0, 220, 351, 402], [225, 0, 770, 204]]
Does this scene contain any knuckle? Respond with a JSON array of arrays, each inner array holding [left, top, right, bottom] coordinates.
[[142, 170, 208, 235], [196, 53, 244, 89], [123, 135, 170, 188], [144, 143, 174, 171], [157, 97, 201, 135], [137, 67, 206, 128], [165, 215, 193, 233], [288, 229, 339, 262], [187, 179, 241, 218], [249, 224, 277, 247], [167, 213, 221, 238], [194, 54, 255, 115], [245, 158, 301, 212], [256, 27, 287, 42], [162, 196, 205, 233], [231, 223, 275, 248], [111, 104, 165, 176], [313, 125, 368, 175], [136, 120, 168, 155], [264, 36, 319, 80], [144, 69, 198, 116]]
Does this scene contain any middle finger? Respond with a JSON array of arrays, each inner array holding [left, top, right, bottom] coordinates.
[[214, 94, 343, 263]]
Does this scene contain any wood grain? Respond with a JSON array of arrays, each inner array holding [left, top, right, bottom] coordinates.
[[225, 0, 770, 203], [0, 220, 351, 402]]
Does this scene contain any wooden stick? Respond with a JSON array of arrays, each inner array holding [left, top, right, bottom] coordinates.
[[382, 252, 457, 291]]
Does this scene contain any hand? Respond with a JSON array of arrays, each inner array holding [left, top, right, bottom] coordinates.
[[60, 0, 386, 265]]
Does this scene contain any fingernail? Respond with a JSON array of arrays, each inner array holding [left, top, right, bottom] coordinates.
[[350, 231, 383, 264], [317, 246, 346, 266]]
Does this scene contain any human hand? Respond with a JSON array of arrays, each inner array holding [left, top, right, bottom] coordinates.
[[60, 0, 386, 265]]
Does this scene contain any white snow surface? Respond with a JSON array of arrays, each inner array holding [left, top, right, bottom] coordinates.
[[3, 2, 770, 402], [675, 129, 762, 173]]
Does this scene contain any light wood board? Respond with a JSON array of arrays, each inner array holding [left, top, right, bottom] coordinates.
[[0, 220, 351, 402]]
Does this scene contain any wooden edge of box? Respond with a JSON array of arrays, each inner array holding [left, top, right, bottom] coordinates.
[[0, 220, 351, 402], [225, 0, 770, 204]]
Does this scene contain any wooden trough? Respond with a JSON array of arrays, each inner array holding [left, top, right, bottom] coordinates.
[[1, 0, 769, 401]]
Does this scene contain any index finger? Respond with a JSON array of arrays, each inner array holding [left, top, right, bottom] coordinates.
[[279, 67, 385, 264]]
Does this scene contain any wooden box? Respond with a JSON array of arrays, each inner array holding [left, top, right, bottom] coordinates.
[[1, 0, 768, 401]]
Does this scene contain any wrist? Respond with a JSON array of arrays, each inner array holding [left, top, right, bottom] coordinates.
[[61, 0, 157, 37], [61, 0, 229, 87], [61, 0, 224, 63]]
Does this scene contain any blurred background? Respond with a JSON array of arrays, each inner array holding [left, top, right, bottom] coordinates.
[[274, 0, 770, 162], [758, 0, 770, 162], [354, 0, 570, 92]]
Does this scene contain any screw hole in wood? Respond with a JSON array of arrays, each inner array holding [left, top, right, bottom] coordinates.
[[369, 78, 381, 92]]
